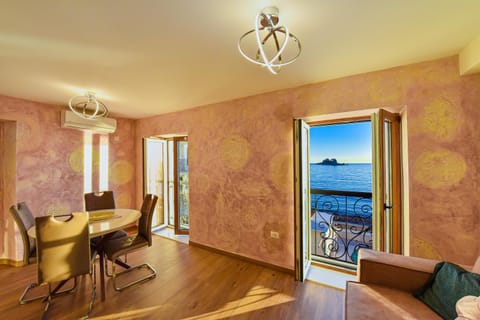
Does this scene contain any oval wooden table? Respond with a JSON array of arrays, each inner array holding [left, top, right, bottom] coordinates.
[[28, 208, 140, 239], [28, 208, 141, 302]]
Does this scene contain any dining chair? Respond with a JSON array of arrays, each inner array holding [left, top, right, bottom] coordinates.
[[9, 202, 47, 304], [84, 191, 128, 242], [103, 194, 158, 291], [10, 202, 36, 265], [84, 190, 129, 275], [35, 212, 96, 319], [84, 191, 116, 211]]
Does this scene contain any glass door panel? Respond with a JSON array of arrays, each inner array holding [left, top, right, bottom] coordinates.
[[383, 119, 393, 252], [174, 137, 189, 234], [294, 119, 311, 281], [382, 110, 402, 254], [143, 138, 166, 228], [168, 140, 175, 226], [372, 109, 402, 253]]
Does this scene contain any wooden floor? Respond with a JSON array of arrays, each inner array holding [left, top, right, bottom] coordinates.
[[0, 236, 344, 319]]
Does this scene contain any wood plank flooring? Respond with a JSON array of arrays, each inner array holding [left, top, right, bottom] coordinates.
[[0, 236, 344, 319]]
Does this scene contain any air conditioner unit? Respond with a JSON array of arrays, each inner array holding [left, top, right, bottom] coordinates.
[[61, 110, 117, 133]]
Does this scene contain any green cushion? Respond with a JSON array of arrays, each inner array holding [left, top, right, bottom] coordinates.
[[414, 262, 480, 320]]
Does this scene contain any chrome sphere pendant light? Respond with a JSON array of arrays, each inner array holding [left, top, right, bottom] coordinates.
[[238, 7, 301, 74]]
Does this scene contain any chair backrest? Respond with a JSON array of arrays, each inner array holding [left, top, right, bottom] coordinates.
[[84, 191, 115, 211], [9, 202, 36, 265], [138, 194, 158, 246], [35, 212, 91, 284]]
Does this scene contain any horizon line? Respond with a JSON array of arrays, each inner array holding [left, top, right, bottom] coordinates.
[[310, 162, 372, 164]]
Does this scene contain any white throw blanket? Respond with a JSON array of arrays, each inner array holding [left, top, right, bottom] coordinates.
[[456, 296, 480, 320]]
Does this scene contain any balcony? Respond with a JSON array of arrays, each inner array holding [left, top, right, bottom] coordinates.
[[310, 189, 372, 268]]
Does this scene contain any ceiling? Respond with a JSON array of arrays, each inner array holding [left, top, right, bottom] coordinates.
[[1, 1, 480, 119]]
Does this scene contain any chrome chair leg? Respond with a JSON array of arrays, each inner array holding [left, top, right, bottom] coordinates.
[[41, 284, 53, 320], [20, 277, 78, 305], [111, 262, 157, 291], [19, 282, 46, 304], [85, 263, 96, 319]]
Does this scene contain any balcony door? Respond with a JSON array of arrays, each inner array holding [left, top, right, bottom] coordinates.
[[294, 109, 402, 275], [173, 137, 189, 235], [143, 137, 165, 228], [144, 136, 189, 235], [294, 119, 311, 281], [372, 109, 402, 254]]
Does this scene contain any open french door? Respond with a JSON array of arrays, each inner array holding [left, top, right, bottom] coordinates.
[[173, 136, 189, 235], [294, 109, 402, 277], [144, 136, 190, 235], [372, 109, 402, 253], [143, 137, 166, 228], [294, 119, 311, 281]]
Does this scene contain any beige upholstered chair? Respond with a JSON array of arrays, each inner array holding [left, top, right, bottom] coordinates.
[[9, 202, 46, 304], [103, 194, 158, 291], [36, 212, 96, 319]]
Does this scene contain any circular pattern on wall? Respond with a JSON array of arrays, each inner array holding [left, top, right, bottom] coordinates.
[[115, 193, 131, 208], [220, 135, 250, 170], [69, 147, 84, 173], [414, 149, 467, 189], [68, 147, 100, 173], [110, 160, 134, 185], [421, 98, 462, 141], [269, 153, 291, 189]]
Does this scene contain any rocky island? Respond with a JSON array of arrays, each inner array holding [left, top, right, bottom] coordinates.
[[314, 158, 345, 166]]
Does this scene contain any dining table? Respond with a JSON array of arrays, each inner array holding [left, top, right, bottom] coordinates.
[[27, 208, 141, 302]]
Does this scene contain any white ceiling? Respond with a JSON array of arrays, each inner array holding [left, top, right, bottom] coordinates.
[[1, 0, 480, 119]]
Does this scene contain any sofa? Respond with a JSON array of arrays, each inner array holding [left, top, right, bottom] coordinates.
[[345, 249, 480, 319]]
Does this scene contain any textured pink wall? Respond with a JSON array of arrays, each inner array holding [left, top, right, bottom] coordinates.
[[0, 95, 136, 263], [136, 56, 480, 269]]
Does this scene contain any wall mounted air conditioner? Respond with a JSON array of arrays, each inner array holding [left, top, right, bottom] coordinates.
[[61, 110, 117, 133]]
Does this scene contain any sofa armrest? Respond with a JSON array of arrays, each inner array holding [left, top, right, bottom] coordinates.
[[357, 249, 438, 292]]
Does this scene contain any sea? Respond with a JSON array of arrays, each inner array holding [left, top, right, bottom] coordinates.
[[310, 163, 372, 193], [310, 163, 372, 225]]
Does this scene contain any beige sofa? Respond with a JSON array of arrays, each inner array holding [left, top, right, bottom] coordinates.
[[345, 249, 479, 319]]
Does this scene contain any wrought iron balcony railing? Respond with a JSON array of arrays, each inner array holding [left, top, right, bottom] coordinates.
[[310, 189, 372, 266]]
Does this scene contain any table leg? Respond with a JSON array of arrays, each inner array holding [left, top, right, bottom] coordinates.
[[93, 233, 115, 302]]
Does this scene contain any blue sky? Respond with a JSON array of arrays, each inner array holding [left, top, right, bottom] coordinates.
[[310, 121, 372, 164]]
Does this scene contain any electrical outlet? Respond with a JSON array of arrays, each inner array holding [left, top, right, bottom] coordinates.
[[270, 231, 280, 239]]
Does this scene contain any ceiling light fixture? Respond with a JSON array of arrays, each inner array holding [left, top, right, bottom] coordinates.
[[238, 7, 301, 74], [68, 92, 109, 119]]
